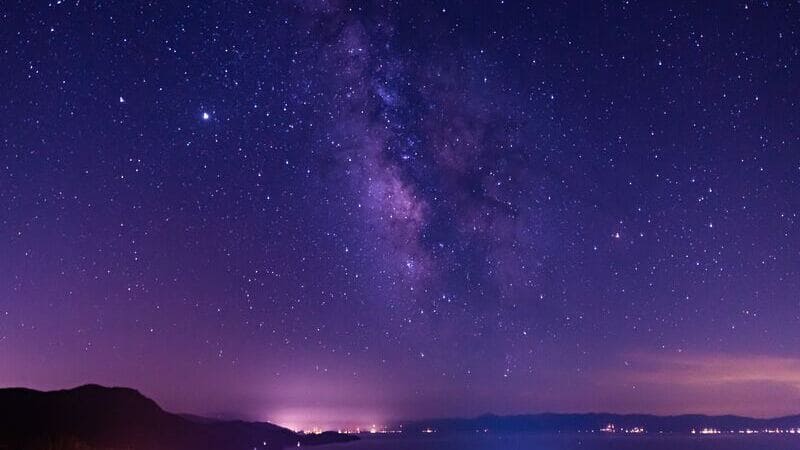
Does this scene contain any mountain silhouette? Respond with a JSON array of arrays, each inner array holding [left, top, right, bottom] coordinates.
[[0, 384, 357, 450], [402, 412, 800, 433]]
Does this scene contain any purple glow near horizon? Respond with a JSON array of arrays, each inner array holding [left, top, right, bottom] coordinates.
[[2, 0, 800, 431]]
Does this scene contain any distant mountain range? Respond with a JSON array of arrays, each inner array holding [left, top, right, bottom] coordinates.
[[401, 412, 800, 434], [0, 384, 357, 450], [5, 384, 799, 450]]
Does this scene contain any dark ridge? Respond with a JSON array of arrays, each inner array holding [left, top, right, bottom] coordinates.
[[0, 384, 358, 450], [401, 412, 800, 434]]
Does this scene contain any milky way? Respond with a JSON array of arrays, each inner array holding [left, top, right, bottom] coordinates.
[[2, 0, 800, 429]]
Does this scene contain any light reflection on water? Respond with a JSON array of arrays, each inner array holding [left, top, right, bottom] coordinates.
[[319, 432, 800, 450]]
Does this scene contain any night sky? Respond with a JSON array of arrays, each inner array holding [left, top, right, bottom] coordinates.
[[2, 0, 800, 431]]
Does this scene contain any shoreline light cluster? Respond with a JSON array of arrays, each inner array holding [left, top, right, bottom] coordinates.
[[301, 423, 800, 437], [692, 427, 800, 435]]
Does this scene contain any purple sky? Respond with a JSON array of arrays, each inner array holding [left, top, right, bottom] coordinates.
[[2, 0, 800, 430]]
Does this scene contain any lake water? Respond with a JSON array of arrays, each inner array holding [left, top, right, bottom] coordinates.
[[318, 433, 800, 450]]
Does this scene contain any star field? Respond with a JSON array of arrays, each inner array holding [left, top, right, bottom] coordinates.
[[2, 0, 800, 429]]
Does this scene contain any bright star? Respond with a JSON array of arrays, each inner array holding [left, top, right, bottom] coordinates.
[[202, 112, 210, 120]]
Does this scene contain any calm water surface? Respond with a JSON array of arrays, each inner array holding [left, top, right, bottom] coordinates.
[[319, 433, 800, 450]]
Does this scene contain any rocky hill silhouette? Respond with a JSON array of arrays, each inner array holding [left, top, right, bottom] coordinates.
[[0, 384, 356, 450]]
